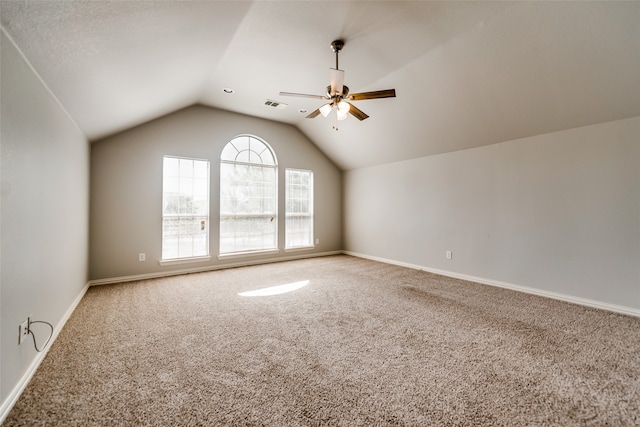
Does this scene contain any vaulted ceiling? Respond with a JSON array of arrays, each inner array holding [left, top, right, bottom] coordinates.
[[1, 1, 639, 170]]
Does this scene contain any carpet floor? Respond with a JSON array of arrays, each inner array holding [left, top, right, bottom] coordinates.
[[4, 255, 640, 426]]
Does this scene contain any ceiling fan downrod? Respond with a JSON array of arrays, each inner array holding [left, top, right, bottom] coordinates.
[[331, 39, 344, 69]]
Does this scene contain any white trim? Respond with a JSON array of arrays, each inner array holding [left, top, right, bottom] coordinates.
[[217, 248, 280, 260], [284, 246, 315, 253], [158, 255, 212, 267], [343, 251, 640, 318], [89, 251, 342, 286], [0, 282, 90, 424]]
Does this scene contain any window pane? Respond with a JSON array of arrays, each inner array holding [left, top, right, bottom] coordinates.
[[179, 158, 193, 177], [259, 147, 275, 165], [194, 161, 208, 179], [220, 215, 276, 253], [221, 143, 239, 162], [233, 136, 250, 153], [236, 150, 251, 163], [285, 169, 313, 248], [193, 177, 208, 197], [163, 175, 179, 195], [162, 156, 209, 260], [164, 157, 179, 177]]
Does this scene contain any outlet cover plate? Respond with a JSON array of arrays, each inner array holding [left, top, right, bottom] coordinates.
[[18, 319, 29, 345]]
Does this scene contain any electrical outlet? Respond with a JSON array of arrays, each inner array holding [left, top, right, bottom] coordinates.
[[315, 238, 320, 245], [446, 251, 452, 260], [18, 318, 30, 345], [139, 253, 146, 262]]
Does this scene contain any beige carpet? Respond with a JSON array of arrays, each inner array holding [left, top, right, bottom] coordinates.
[[4, 255, 640, 426]]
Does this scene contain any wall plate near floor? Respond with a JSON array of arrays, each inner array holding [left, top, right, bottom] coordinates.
[[18, 317, 30, 345], [446, 251, 452, 260]]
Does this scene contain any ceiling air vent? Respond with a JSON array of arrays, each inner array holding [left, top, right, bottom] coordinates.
[[264, 99, 288, 110]]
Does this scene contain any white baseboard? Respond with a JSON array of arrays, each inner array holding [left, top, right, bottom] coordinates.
[[89, 250, 343, 286], [0, 282, 90, 424], [343, 251, 640, 318]]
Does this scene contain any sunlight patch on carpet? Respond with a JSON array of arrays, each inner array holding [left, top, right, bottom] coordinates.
[[238, 280, 310, 297]]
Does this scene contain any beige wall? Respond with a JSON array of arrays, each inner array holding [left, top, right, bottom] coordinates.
[[90, 105, 342, 280], [344, 116, 640, 311], [1, 30, 90, 404]]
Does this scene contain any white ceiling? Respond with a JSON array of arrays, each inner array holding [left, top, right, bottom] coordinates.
[[1, 1, 639, 170]]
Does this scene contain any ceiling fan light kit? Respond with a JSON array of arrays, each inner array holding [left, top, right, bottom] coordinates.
[[280, 40, 396, 123]]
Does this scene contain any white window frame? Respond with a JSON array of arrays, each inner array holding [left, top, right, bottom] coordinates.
[[160, 156, 211, 265], [285, 168, 314, 250]]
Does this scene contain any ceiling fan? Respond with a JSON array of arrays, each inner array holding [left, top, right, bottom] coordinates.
[[279, 40, 396, 122]]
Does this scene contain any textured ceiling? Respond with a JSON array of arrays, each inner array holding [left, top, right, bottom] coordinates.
[[1, 1, 639, 170]]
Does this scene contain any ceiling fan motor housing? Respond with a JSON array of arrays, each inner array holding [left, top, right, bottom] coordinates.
[[326, 85, 349, 99]]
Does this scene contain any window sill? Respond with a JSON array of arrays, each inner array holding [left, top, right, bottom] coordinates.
[[218, 249, 280, 260], [158, 256, 212, 267], [284, 246, 315, 253]]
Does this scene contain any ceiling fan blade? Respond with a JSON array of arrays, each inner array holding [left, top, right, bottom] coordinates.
[[306, 108, 322, 119], [279, 92, 327, 100], [347, 102, 369, 121], [330, 69, 344, 96], [348, 89, 396, 101]]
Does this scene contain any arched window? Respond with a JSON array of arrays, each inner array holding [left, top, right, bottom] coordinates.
[[220, 135, 277, 254]]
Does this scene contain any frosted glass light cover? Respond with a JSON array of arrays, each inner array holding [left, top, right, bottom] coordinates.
[[319, 103, 333, 117]]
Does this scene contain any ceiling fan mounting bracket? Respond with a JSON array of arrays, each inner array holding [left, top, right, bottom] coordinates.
[[331, 40, 345, 53]]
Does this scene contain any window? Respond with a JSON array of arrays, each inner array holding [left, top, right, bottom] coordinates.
[[220, 136, 277, 255], [285, 169, 314, 249], [162, 156, 210, 260]]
